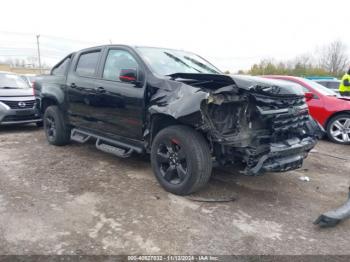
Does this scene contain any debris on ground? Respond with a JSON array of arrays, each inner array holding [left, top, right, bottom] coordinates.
[[314, 188, 350, 228], [299, 176, 311, 182], [186, 196, 237, 203]]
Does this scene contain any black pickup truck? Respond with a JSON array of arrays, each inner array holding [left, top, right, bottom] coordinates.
[[35, 45, 322, 195]]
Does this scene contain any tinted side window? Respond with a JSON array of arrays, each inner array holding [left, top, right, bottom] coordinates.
[[52, 57, 71, 76], [76, 51, 100, 77], [103, 50, 138, 81]]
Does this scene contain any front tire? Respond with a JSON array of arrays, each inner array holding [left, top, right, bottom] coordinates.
[[43, 105, 71, 146], [151, 125, 212, 195], [326, 114, 350, 144]]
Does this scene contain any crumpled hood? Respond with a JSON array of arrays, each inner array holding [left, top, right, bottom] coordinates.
[[229, 75, 305, 96], [167, 73, 305, 97], [149, 73, 307, 120]]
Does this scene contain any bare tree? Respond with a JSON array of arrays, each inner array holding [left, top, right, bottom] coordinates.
[[293, 53, 314, 67], [319, 40, 349, 76]]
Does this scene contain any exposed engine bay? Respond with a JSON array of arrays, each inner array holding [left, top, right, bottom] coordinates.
[[147, 73, 323, 175]]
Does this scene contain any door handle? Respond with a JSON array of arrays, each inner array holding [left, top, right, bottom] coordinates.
[[70, 83, 77, 88], [94, 86, 106, 93]]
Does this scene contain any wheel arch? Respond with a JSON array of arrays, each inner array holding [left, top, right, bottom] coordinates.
[[149, 113, 180, 145], [325, 110, 350, 129], [147, 113, 210, 152], [40, 96, 59, 114]]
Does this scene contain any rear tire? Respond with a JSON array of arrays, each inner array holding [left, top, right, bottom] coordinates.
[[151, 125, 212, 195], [326, 114, 350, 145], [43, 105, 71, 146]]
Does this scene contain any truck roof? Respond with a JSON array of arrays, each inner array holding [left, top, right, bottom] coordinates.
[[77, 44, 189, 53]]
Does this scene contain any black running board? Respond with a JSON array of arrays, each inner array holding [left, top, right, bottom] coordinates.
[[70, 128, 144, 158], [95, 139, 133, 158], [71, 129, 91, 143]]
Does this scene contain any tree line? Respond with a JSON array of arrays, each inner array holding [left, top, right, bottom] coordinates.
[[235, 40, 349, 78], [0, 57, 50, 69]]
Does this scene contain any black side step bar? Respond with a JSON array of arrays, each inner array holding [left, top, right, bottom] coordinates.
[[70, 128, 144, 158], [71, 129, 91, 143], [96, 139, 133, 158]]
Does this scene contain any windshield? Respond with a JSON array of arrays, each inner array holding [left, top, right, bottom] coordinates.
[[0, 73, 30, 89], [302, 78, 338, 96], [136, 47, 221, 76]]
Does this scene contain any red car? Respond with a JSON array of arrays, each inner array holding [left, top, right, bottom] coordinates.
[[263, 75, 350, 145]]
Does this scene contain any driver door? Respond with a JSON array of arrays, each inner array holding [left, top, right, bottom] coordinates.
[[92, 48, 145, 140]]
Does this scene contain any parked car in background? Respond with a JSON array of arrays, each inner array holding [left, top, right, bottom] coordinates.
[[22, 74, 37, 88], [0, 71, 42, 126], [306, 76, 340, 94], [34, 45, 321, 195], [264, 75, 350, 144]]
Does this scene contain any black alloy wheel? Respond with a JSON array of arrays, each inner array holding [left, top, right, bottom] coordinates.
[[151, 125, 212, 195], [45, 115, 57, 140], [156, 138, 188, 185]]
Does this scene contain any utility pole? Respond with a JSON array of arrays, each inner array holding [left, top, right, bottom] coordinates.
[[36, 35, 42, 74]]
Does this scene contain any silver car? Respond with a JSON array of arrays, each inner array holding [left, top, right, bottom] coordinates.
[[0, 71, 42, 126]]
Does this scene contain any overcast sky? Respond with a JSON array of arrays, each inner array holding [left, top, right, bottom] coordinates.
[[0, 0, 349, 71]]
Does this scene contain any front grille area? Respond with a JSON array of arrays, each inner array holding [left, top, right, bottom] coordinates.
[[252, 94, 311, 142], [2, 114, 40, 122], [272, 110, 310, 132], [0, 100, 35, 109]]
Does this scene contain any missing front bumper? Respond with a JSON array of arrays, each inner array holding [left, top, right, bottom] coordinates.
[[245, 137, 317, 175]]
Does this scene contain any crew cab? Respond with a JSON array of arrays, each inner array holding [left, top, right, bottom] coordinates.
[[35, 45, 321, 195]]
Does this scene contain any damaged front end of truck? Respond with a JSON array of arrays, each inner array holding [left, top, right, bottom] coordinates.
[[147, 74, 323, 176]]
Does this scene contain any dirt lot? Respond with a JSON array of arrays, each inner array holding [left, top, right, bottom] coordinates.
[[0, 125, 350, 255]]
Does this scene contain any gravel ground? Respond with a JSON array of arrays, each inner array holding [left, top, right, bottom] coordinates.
[[0, 125, 350, 255]]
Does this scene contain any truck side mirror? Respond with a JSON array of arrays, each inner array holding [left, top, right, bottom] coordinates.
[[305, 92, 314, 101], [119, 69, 137, 83]]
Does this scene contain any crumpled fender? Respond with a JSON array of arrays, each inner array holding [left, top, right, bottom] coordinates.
[[314, 188, 350, 227], [148, 81, 209, 119]]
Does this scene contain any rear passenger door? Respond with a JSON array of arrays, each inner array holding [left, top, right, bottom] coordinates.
[[66, 48, 103, 130]]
